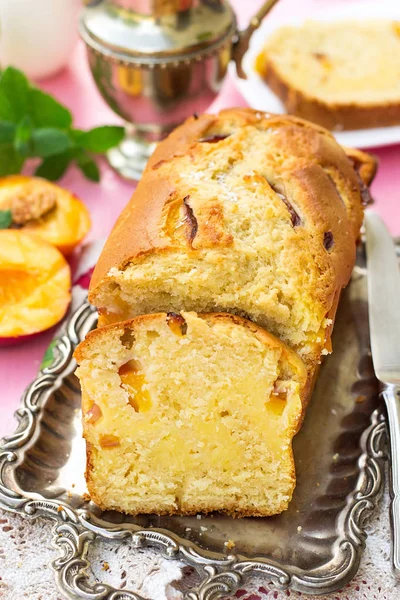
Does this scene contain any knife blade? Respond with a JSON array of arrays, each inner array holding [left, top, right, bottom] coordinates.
[[365, 210, 400, 576], [365, 212, 400, 384]]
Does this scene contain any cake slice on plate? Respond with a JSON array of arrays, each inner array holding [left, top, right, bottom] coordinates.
[[256, 20, 400, 130]]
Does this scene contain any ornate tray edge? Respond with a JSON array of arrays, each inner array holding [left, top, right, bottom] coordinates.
[[0, 296, 388, 600]]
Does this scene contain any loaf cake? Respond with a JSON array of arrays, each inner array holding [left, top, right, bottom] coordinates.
[[255, 20, 400, 130], [89, 109, 375, 368], [75, 311, 308, 516], [75, 109, 376, 517]]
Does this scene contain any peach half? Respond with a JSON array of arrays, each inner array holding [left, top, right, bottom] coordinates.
[[0, 230, 71, 343], [0, 175, 91, 255]]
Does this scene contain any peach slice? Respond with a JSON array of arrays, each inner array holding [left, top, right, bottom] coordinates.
[[119, 360, 152, 413], [0, 230, 71, 343], [0, 175, 91, 255]]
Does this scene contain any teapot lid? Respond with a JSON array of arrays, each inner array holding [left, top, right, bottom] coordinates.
[[80, 0, 237, 62]]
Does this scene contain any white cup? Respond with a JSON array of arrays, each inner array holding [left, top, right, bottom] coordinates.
[[0, 0, 81, 80]]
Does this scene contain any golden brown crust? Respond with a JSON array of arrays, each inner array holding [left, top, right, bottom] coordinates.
[[89, 108, 370, 307], [85, 442, 98, 508], [263, 61, 400, 131], [342, 147, 378, 187]]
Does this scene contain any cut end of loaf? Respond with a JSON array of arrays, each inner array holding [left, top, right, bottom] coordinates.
[[75, 311, 308, 517], [97, 244, 334, 367]]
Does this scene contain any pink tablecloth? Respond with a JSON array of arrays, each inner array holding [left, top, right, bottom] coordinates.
[[1, 0, 400, 436]]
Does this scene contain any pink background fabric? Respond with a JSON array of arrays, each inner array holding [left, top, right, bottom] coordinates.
[[0, 0, 399, 436]]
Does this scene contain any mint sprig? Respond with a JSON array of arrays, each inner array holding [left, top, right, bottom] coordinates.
[[0, 67, 124, 182]]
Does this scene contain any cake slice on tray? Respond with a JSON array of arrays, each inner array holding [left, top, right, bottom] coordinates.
[[75, 312, 308, 517]]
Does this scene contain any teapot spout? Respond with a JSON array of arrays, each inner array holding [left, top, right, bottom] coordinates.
[[232, 0, 280, 79]]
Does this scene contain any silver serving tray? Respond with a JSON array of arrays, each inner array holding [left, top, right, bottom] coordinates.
[[0, 244, 389, 600]]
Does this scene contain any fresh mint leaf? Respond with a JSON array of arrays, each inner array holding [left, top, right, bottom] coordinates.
[[0, 209, 12, 229], [14, 115, 33, 157], [0, 90, 17, 122], [0, 67, 123, 181], [35, 150, 73, 181], [70, 128, 85, 143], [40, 340, 57, 370], [0, 67, 29, 121], [0, 122, 15, 144], [31, 128, 71, 158], [29, 88, 72, 129], [0, 145, 24, 175], [79, 125, 124, 153], [76, 150, 100, 182]]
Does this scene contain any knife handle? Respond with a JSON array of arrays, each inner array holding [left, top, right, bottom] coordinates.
[[382, 385, 400, 576]]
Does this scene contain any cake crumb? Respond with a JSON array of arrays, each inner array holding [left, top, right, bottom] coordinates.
[[102, 561, 109, 571], [200, 526, 207, 532], [185, 527, 191, 532], [224, 539, 236, 550], [297, 526, 302, 533], [82, 492, 91, 502], [196, 514, 202, 520], [57, 505, 63, 513], [332, 453, 339, 461]]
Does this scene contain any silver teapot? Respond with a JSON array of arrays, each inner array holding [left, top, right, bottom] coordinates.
[[80, 0, 278, 179]]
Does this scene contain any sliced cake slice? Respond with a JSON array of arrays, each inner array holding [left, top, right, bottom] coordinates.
[[256, 20, 400, 130], [74, 311, 308, 517]]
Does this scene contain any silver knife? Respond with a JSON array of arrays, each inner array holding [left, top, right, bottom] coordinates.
[[365, 210, 400, 576]]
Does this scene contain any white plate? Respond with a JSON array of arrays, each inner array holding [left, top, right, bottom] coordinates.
[[230, 0, 400, 149]]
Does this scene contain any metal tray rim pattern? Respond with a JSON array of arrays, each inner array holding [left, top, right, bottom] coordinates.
[[0, 292, 388, 600]]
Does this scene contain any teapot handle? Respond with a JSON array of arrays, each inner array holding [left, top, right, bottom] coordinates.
[[232, 0, 280, 79]]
